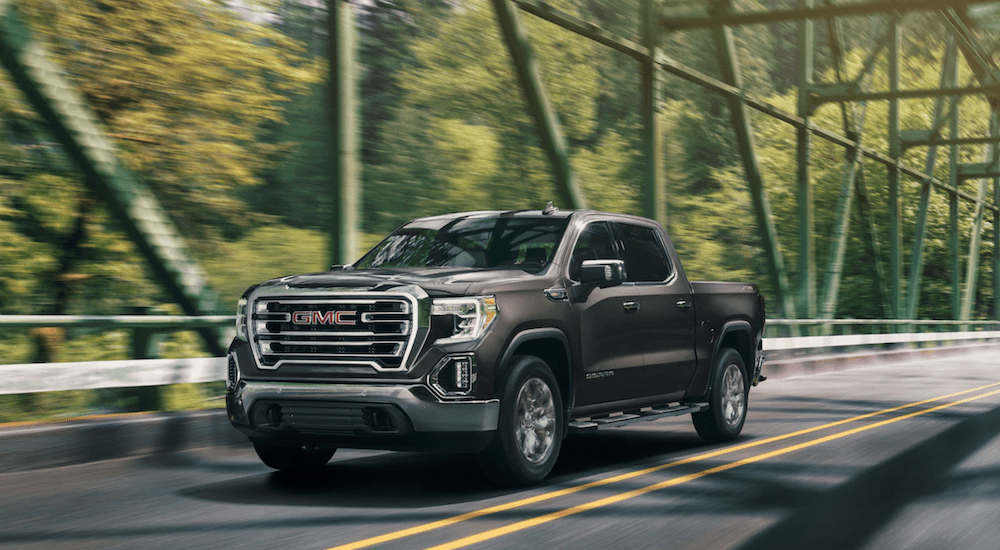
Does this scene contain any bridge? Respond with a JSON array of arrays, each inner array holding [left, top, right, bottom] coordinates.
[[1, 0, 1000, 548]]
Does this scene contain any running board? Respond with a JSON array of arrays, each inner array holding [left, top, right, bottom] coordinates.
[[568, 403, 709, 434]]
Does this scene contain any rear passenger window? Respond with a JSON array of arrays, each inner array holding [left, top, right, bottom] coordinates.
[[613, 223, 671, 282], [568, 222, 617, 281]]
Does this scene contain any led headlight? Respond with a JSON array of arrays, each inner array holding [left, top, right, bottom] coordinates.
[[235, 297, 248, 341], [431, 296, 498, 345]]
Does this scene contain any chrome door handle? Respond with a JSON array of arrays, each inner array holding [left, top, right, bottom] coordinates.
[[623, 301, 640, 313], [676, 300, 692, 311]]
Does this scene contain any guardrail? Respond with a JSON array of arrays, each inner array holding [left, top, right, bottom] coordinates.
[[764, 319, 1000, 351], [0, 315, 998, 395], [0, 315, 233, 398]]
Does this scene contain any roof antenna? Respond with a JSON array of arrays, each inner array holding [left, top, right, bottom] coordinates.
[[542, 201, 558, 215]]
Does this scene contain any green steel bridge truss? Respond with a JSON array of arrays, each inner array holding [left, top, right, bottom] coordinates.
[[2, 0, 1000, 355], [492, 0, 1000, 322]]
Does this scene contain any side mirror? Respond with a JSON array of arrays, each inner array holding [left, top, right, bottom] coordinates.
[[573, 259, 624, 302], [579, 259, 625, 286]]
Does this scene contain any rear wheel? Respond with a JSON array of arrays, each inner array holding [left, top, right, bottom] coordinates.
[[477, 355, 564, 486], [253, 442, 336, 471], [692, 348, 748, 443]]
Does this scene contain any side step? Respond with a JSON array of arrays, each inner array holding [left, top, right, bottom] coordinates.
[[568, 402, 709, 434]]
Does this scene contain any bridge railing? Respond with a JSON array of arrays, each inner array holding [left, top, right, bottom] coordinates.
[[764, 319, 1000, 352], [0, 315, 998, 395]]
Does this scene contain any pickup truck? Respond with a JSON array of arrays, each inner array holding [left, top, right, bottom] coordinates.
[[226, 205, 766, 485]]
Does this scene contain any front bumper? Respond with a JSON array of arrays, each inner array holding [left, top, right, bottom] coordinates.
[[227, 381, 500, 452]]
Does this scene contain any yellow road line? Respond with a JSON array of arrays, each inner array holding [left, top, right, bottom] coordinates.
[[427, 387, 1000, 550], [326, 381, 1000, 550]]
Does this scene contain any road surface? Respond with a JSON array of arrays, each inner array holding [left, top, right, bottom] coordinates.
[[2, 349, 999, 550]]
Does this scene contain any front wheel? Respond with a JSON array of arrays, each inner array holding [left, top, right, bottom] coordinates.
[[692, 348, 748, 443], [253, 442, 336, 472], [477, 355, 564, 486]]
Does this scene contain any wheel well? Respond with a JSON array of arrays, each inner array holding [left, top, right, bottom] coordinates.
[[511, 338, 570, 406], [719, 329, 752, 373]]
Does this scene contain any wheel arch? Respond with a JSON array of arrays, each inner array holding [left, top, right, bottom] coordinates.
[[713, 321, 753, 384], [496, 328, 573, 418]]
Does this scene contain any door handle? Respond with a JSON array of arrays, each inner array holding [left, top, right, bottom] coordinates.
[[623, 300, 640, 313], [676, 299, 692, 311]]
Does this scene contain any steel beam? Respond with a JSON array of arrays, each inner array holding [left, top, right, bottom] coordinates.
[[907, 38, 957, 319], [0, 3, 225, 355], [513, 0, 648, 61], [960, 110, 997, 320], [941, 8, 999, 86], [661, 0, 988, 30], [931, 87, 968, 139], [824, 2, 851, 133], [855, 171, 893, 318], [327, 0, 360, 266], [850, 23, 892, 88], [903, 135, 1000, 149], [995, 158, 1000, 320], [797, 0, 816, 319], [888, 14, 902, 318], [492, 0, 586, 210], [821, 105, 867, 320], [649, 54, 999, 214], [820, 2, 866, 322], [507, 0, 996, 217], [641, 0, 665, 226], [810, 84, 1000, 104], [712, 5, 796, 318], [950, 92, 961, 319], [957, 162, 1000, 179]]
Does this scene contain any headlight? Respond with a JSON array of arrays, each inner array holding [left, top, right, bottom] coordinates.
[[235, 297, 248, 341], [431, 296, 498, 344]]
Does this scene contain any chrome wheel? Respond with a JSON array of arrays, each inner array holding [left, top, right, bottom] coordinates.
[[515, 377, 556, 464], [721, 363, 746, 429]]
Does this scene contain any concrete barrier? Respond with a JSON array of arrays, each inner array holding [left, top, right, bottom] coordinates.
[[0, 409, 248, 473]]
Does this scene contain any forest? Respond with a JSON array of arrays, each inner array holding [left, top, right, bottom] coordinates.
[[0, 0, 997, 379]]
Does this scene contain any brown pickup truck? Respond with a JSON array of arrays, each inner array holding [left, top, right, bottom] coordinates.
[[226, 206, 766, 485]]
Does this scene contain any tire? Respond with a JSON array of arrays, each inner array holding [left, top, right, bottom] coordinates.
[[476, 355, 564, 486], [692, 348, 748, 443], [253, 442, 336, 472]]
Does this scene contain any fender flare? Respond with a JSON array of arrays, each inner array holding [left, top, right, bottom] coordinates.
[[496, 327, 574, 416], [709, 320, 753, 391]]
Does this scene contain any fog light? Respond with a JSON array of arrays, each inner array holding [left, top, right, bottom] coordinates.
[[226, 353, 240, 393], [429, 354, 476, 398]]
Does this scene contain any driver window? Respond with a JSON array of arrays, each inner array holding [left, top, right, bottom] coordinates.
[[612, 223, 672, 282], [568, 222, 617, 281]]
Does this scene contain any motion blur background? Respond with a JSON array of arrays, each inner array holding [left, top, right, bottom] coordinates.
[[1, 0, 997, 419]]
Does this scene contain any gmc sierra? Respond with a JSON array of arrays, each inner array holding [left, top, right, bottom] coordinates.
[[226, 204, 766, 485]]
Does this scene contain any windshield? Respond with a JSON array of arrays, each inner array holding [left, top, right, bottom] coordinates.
[[354, 216, 569, 273]]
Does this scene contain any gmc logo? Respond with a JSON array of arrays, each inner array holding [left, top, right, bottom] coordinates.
[[292, 310, 356, 326]]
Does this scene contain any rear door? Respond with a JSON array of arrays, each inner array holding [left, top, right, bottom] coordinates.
[[612, 222, 698, 398]]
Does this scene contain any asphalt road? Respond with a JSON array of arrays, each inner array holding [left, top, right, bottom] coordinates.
[[2, 348, 999, 550]]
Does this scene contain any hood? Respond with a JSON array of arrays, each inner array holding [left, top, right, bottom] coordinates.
[[257, 267, 542, 296]]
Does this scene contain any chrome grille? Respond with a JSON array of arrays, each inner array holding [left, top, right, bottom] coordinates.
[[250, 295, 416, 371]]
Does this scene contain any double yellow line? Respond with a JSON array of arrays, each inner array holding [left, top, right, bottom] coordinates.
[[328, 381, 1000, 550]]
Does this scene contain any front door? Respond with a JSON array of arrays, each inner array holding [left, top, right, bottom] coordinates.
[[569, 221, 645, 406]]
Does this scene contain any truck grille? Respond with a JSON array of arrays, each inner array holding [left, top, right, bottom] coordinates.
[[250, 295, 417, 371]]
